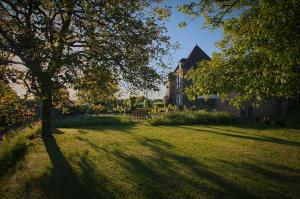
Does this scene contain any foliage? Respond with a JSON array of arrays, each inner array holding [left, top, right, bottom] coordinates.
[[53, 115, 131, 128], [0, 0, 173, 134], [115, 104, 127, 114], [76, 68, 119, 105], [166, 104, 178, 112], [0, 81, 34, 129], [179, 0, 300, 107], [123, 96, 146, 112], [148, 111, 237, 125], [0, 123, 41, 176], [149, 104, 164, 114], [52, 87, 74, 115]]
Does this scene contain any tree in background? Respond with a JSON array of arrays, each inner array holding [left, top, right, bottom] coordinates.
[[75, 67, 119, 113], [52, 87, 74, 115], [75, 67, 119, 112], [0, 0, 172, 136], [0, 81, 34, 131], [178, 0, 300, 107]]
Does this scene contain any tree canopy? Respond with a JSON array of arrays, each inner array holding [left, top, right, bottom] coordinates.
[[0, 0, 172, 135], [179, 0, 300, 107], [75, 67, 119, 105]]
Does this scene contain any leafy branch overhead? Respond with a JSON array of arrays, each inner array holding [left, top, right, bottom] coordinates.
[[181, 0, 300, 107]]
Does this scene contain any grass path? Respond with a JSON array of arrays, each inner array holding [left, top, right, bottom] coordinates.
[[0, 124, 300, 199]]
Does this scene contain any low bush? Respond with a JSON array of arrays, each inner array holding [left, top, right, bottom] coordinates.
[[54, 115, 131, 128], [0, 123, 41, 176], [148, 111, 237, 125]]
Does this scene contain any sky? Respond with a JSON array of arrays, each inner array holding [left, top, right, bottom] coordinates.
[[148, 0, 223, 99]]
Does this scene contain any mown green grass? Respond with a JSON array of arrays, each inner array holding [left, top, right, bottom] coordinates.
[[0, 124, 41, 176], [0, 123, 299, 199]]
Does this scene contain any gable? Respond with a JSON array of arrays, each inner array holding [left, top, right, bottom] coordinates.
[[174, 45, 211, 73]]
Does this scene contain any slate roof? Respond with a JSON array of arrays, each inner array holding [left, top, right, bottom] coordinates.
[[174, 44, 211, 72]]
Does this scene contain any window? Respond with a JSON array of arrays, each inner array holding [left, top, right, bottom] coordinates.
[[176, 76, 182, 89], [176, 94, 183, 105]]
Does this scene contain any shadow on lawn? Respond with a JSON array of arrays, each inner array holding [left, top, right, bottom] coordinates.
[[112, 137, 258, 199], [36, 127, 299, 199], [113, 136, 300, 198], [38, 131, 119, 199], [40, 134, 90, 199], [68, 124, 136, 134], [73, 132, 257, 198], [208, 158, 300, 198], [179, 126, 300, 148]]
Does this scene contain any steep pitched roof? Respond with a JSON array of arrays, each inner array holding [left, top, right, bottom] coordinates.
[[174, 44, 210, 72]]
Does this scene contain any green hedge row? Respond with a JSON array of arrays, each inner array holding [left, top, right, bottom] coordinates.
[[53, 115, 131, 128], [148, 111, 237, 125]]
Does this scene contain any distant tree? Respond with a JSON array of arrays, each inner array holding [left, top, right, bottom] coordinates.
[[53, 87, 74, 115], [178, 0, 300, 107], [0, 0, 172, 136], [0, 81, 33, 130], [75, 68, 119, 106]]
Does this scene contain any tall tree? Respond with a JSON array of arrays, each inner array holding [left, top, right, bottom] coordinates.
[[0, 0, 171, 136], [178, 0, 300, 107]]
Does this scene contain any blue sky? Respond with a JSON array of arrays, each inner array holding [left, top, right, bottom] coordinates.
[[164, 0, 223, 64], [150, 0, 223, 99]]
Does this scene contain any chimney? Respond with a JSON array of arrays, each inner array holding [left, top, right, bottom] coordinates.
[[179, 58, 186, 68]]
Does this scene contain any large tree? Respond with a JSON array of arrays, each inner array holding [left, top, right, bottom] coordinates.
[[178, 0, 300, 107], [0, 0, 171, 136]]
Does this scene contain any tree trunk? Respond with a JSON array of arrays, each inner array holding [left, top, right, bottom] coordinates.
[[41, 94, 53, 137]]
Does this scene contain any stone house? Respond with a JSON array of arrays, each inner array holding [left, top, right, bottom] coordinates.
[[165, 45, 218, 109], [165, 45, 298, 121]]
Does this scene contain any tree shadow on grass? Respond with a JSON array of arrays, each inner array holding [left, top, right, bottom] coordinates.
[[69, 151, 122, 199], [40, 134, 90, 199], [74, 131, 257, 198], [38, 129, 123, 199], [178, 126, 300, 147], [111, 137, 258, 199], [208, 158, 300, 198], [112, 136, 300, 198], [68, 124, 136, 134], [43, 128, 300, 198]]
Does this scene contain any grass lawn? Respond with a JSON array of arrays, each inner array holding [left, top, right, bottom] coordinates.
[[0, 123, 300, 199]]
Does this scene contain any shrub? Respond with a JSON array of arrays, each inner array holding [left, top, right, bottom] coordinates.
[[0, 82, 35, 130], [0, 123, 41, 176], [148, 111, 237, 125], [194, 111, 237, 124], [150, 104, 164, 114], [54, 115, 131, 128]]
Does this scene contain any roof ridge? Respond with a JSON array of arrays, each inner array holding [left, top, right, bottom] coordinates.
[[173, 44, 210, 72]]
